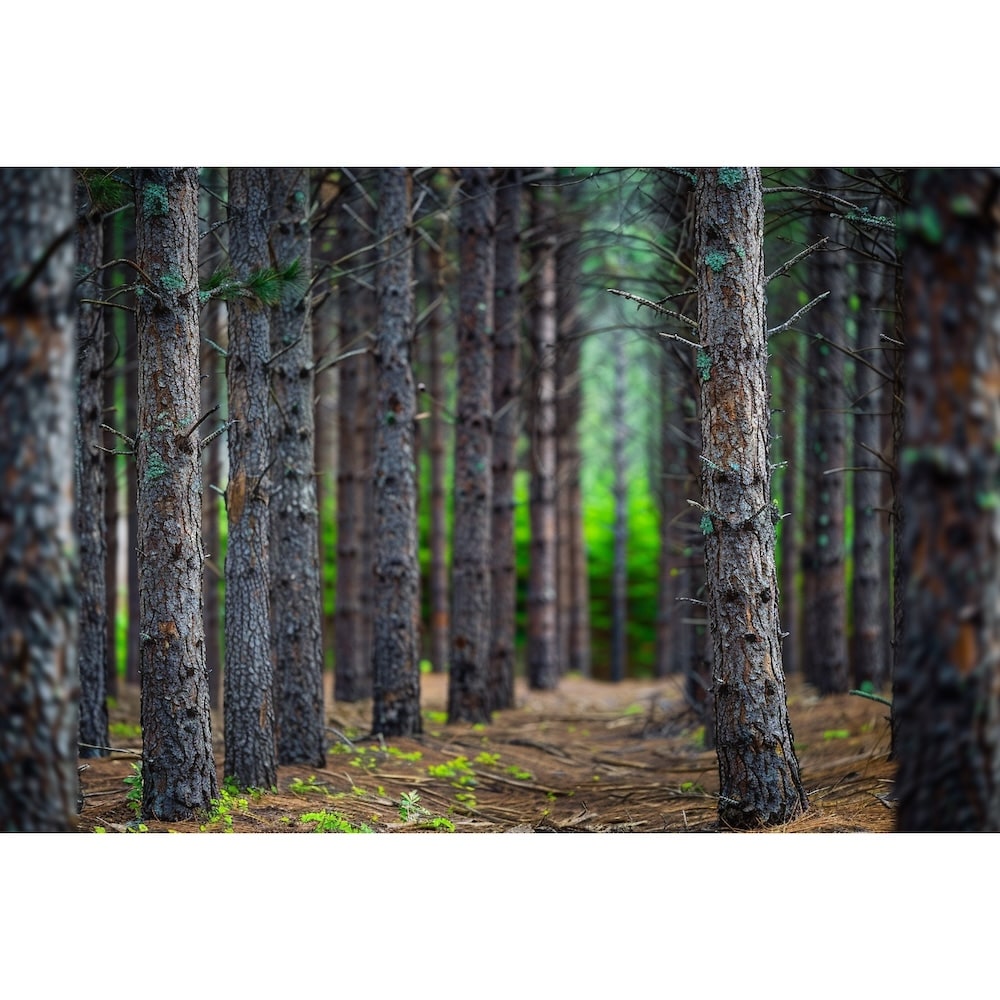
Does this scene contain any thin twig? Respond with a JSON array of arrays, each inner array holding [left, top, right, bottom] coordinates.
[[765, 237, 829, 285], [767, 291, 829, 337]]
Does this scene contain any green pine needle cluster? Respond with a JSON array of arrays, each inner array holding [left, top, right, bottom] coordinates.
[[199, 257, 304, 307]]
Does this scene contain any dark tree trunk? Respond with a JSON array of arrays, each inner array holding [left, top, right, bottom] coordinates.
[[851, 219, 890, 692], [133, 167, 218, 820], [805, 169, 849, 693], [269, 167, 326, 765], [224, 167, 277, 790], [447, 168, 496, 724], [75, 178, 110, 758], [103, 290, 119, 701], [0, 167, 80, 831], [527, 179, 560, 691], [695, 167, 807, 828], [426, 238, 451, 675], [335, 172, 375, 702], [894, 168, 1000, 832], [371, 168, 423, 737], [125, 223, 140, 689], [555, 184, 591, 678], [776, 335, 800, 677], [490, 168, 522, 710]]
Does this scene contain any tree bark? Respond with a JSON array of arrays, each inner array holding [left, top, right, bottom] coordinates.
[[490, 169, 522, 710], [75, 177, 110, 759], [894, 168, 1000, 832], [224, 167, 277, 790], [695, 167, 808, 828], [335, 172, 375, 702], [0, 167, 80, 831], [371, 168, 423, 737], [268, 167, 326, 765], [447, 168, 496, 723], [133, 167, 218, 820]]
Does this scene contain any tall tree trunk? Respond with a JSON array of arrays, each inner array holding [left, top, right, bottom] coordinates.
[[75, 177, 110, 758], [103, 287, 120, 701], [0, 167, 80, 831], [555, 186, 591, 678], [851, 216, 890, 691], [427, 238, 451, 675], [527, 179, 560, 691], [490, 168, 522, 710], [269, 167, 326, 765], [447, 168, 496, 723], [894, 168, 1000, 831], [776, 335, 800, 677], [695, 167, 807, 828], [609, 326, 629, 683], [133, 167, 218, 820], [335, 172, 375, 702], [125, 222, 140, 689], [371, 168, 423, 737], [805, 169, 849, 693], [224, 167, 277, 790]]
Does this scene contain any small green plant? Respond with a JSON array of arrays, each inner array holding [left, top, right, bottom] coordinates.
[[199, 785, 251, 832], [386, 747, 423, 762], [418, 816, 455, 832], [474, 751, 501, 767], [427, 756, 477, 787], [289, 775, 329, 796], [823, 729, 851, 741], [124, 761, 143, 818], [679, 781, 706, 794], [505, 765, 534, 781], [92, 826, 107, 834], [424, 710, 448, 725], [300, 810, 372, 833], [398, 790, 428, 822]]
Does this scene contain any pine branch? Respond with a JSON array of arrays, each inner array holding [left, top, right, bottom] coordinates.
[[766, 291, 829, 337], [765, 237, 829, 285]]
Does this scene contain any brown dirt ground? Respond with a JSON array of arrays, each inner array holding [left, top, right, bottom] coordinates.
[[76, 670, 896, 834]]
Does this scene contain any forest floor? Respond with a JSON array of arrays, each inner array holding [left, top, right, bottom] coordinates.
[[76, 670, 896, 834]]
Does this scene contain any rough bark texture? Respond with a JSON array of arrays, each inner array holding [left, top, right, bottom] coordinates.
[[0, 167, 80, 831], [894, 168, 1000, 832], [851, 223, 889, 691], [805, 169, 849, 693], [370, 168, 423, 737], [75, 178, 110, 758], [269, 168, 326, 765], [695, 167, 807, 828], [555, 195, 591, 679], [776, 336, 800, 677], [224, 167, 277, 790], [490, 169, 522, 710], [527, 180, 560, 691], [447, 168, 496, 724], [133, 167, 218, 820], [335, 174, 375, 702]]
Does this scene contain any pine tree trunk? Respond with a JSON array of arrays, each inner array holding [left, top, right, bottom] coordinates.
[[335, 173, 375, 702], [371, 168, 423, 737], [851, 220, 889, 691], [224, 167, 277, 790], [609, 326, 629, 683], [695, 167, 807, 828], [133, 167, 218, 820], [555, 191, 591, 678], [75, 178, 110, 759], [806, 169, 849, 693], [0, 167, 80, 831], [490, 169, 522, 710], [894, 168, 1000, 831], [447, 168, 496, 723], [269, 167, 326, 764], [527, 180, 560, 690], [427, 239, 451, 675]]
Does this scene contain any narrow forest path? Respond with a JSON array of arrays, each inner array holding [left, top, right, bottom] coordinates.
[[77, 672, 895, 833]]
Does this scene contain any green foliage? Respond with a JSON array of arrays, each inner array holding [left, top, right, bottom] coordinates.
[[474, 751, 501, 767], [79, 169, 130, 214], [109, 722, 141, 739], [505, 765, 534, 781], [300, 810, 373, 833], [398, 790, 427, 822], [289, 775, 328, 796], [124, 762, 142, 818], [427, 756, 477, 787], [200, 783, 256, 832], [823, 729, 851, 741], [245, 258, 305, 306]]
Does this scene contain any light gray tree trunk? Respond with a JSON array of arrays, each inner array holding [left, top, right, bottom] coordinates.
[[133, 167, 218, 820], [695, 167, 807, 828]]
